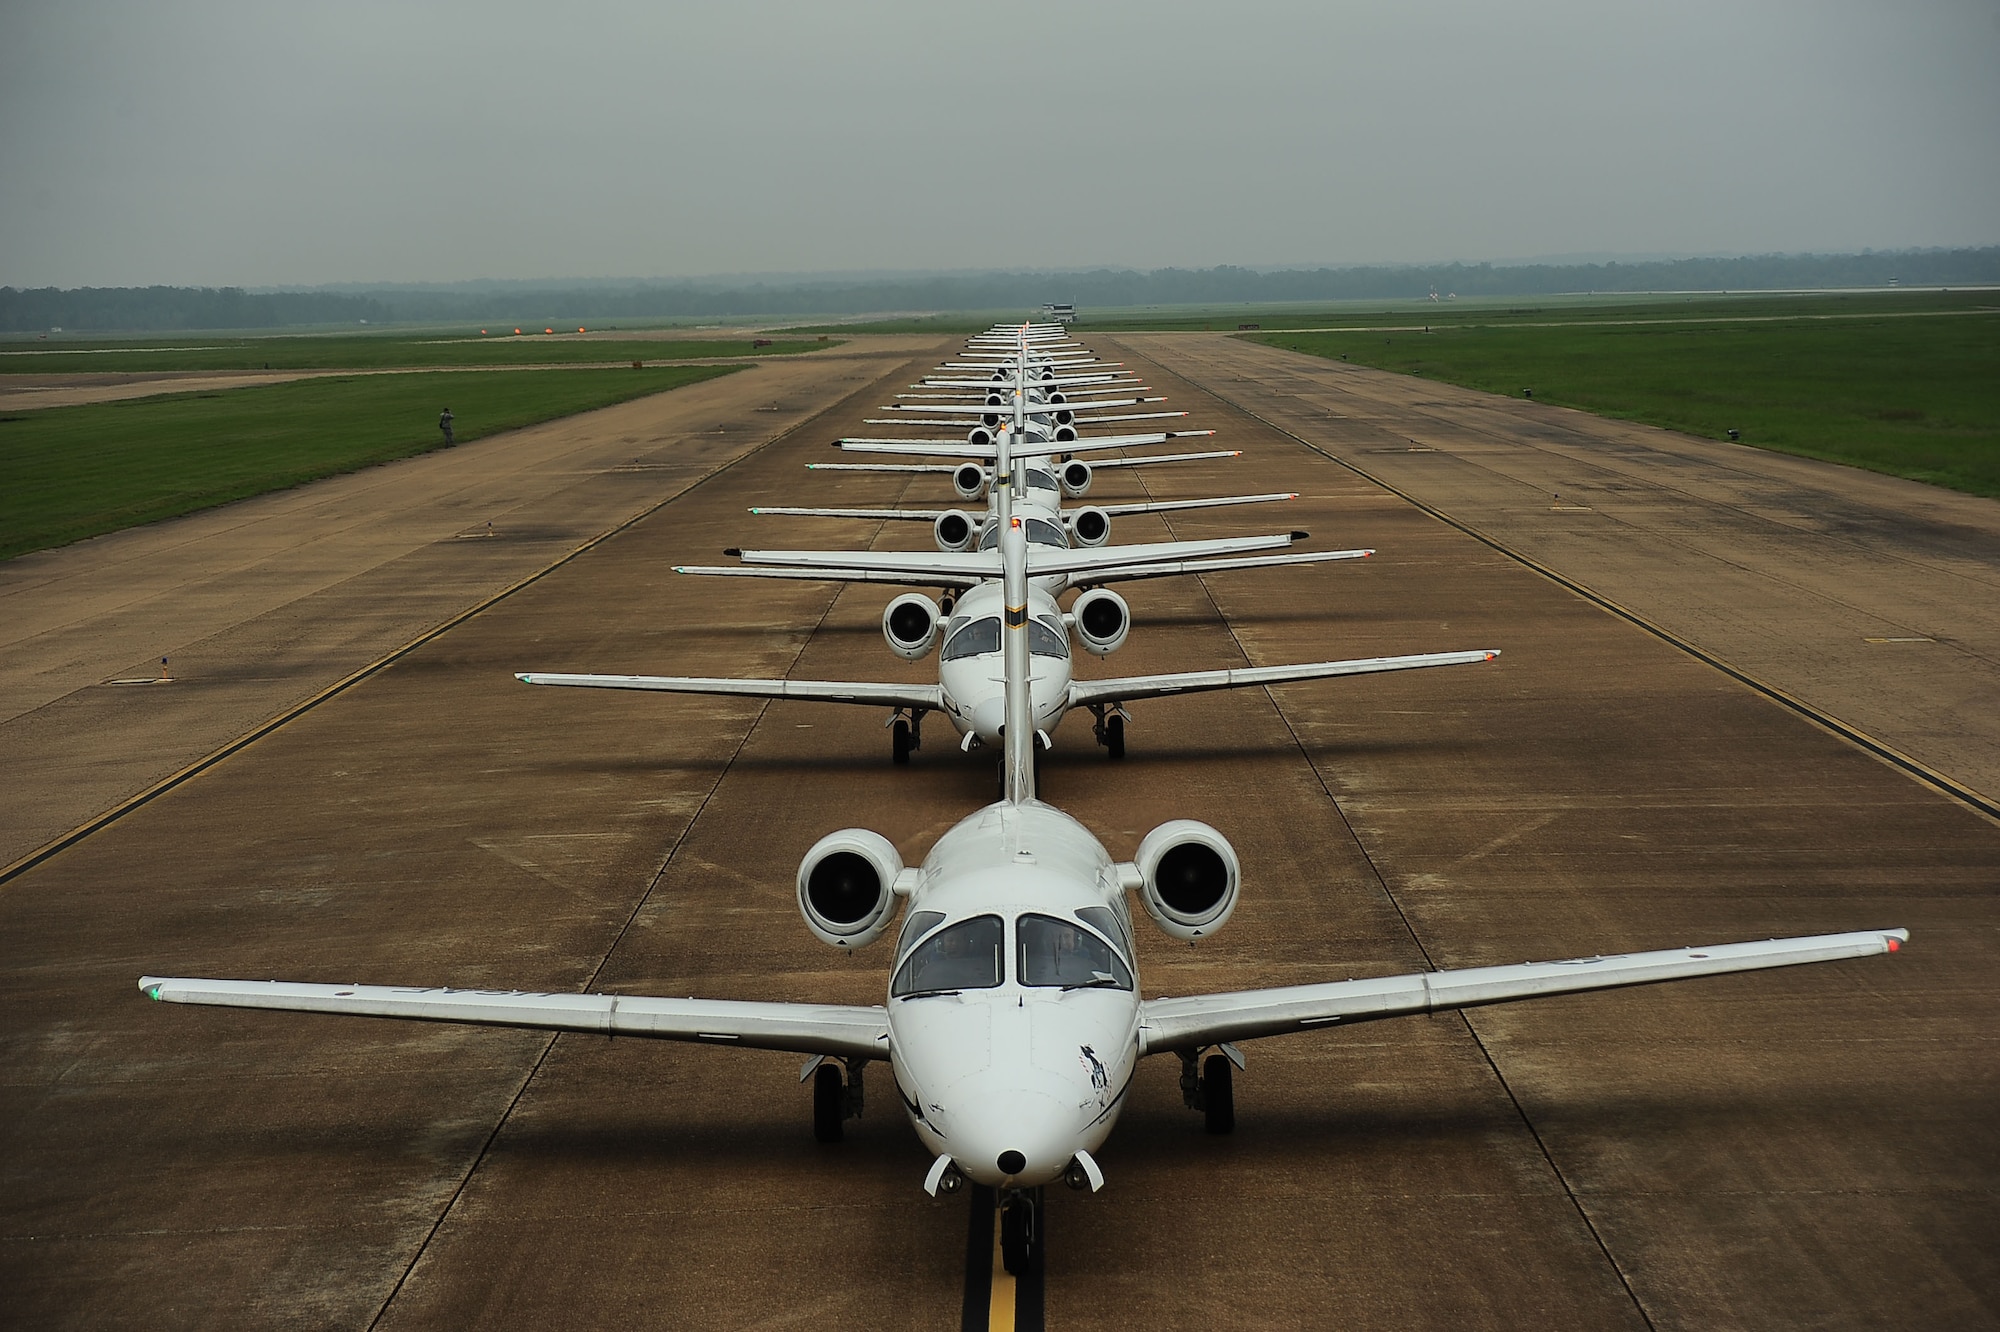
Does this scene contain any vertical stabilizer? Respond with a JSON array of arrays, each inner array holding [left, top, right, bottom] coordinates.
[[1000, 507, 1036, 804]]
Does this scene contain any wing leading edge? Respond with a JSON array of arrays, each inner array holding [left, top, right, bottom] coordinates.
[[139, 977, 890, 1060], [1139, 929, 1906, 1054]]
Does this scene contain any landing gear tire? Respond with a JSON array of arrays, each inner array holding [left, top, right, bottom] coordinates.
[[1203, 1053, 1235, 1135], [891, 718, 913, 766], [1000, 1193, 1038, 1275], [812, 1062, 845, 1143], [1105, 713, 1125, 760]]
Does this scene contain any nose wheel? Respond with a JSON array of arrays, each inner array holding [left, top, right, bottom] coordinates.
[[1000, 1187, 1043, 1276]]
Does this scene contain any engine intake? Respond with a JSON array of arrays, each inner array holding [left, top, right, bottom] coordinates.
[[1069, 507, 1111, 548], [883, 593, 941, 660], [934, 510, 977, 552], [953, 463, 988, 500], [1072, 588, 1129, 656], [967, 427, 994, 449], [1054, 425, 1077, 443], [1133, 820, 1240, 941], [1060, 459, 1093, 498], [798, 829, 903, 948]]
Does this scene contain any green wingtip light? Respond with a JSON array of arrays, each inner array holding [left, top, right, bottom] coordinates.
[[146, 985, 162, 1001]]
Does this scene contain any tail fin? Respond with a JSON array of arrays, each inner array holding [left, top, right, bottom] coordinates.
[[1000, 513, 1036, 804]]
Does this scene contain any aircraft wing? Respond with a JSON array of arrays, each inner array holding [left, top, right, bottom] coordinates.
[[1063, 548, 1372, 586], [1068, 649, 1496, 709], [1096, 492, 1296, 518], [806, 463, 961, 474], [1086, 450, 1241, 469], [875, 398, 1154, 416], [1137, 930, 1906, 1055], [676, 564, 987, 590], [518, 672, 945, 711], [835, 431, 1214, 459], [1026, 532, 1305, 578], [140, 977, 889, 1061], [751, 505, 945, 521]]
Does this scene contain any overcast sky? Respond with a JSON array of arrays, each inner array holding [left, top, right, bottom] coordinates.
[[3, 0, 1996, 287]]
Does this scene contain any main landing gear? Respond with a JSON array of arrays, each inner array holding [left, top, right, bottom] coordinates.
[[1087, 704, 1128, 760], [888, 709, 926, 766], [807, 1057, 864, 1143], [1179, 1046, 1238, 1134]]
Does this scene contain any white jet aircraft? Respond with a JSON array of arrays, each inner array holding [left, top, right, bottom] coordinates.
[[520, 422, 1484, 764], [140, 475, 1908, 1276]]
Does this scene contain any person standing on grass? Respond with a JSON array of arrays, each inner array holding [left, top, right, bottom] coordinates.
[[438, 406, 455, 445]]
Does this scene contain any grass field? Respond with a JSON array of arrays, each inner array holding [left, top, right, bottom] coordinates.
[[778, 289, 1998, 335], [0, 364, 737, 560], [0, 334, 832, 375], [1248, 303, 2000, 497]]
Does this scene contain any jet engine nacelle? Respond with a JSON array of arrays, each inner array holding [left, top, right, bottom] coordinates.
[[1053, 425, 1078, 443], [798, 829, 903, 948], [1072, 588, 1129, 656], [967, 427, 994, 449], [953, 463, 988, 500], [933, 510, 977, 552], [1069, 507, 1111, 548], [1133, 820, 1240, 941], [1060, 459, 1093, 498], [883, 593, 941, 660]]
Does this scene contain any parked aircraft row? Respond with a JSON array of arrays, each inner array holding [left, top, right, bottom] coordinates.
[[142, 322, 1906, 1281]]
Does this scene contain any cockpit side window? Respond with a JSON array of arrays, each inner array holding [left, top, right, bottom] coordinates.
[[1026, 518, 1067, 548], [1028, 617, 1069, 659], [941, 616, 1001, 661], [892, 914, 1005, 997], [1017, 912, 1135, 991], [1027, 469, 1058, 493], [897, 910, 946, 957], [1074, 905, 1132, 960]]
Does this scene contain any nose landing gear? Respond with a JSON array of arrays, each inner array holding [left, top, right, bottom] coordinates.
[[1000, 1186, 1043, 1277]]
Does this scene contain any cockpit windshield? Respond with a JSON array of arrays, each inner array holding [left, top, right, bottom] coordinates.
[[941, 615, 1067, 660], [1026, 469, 1058, 493], [941, 616, 1000, 661], [1017, 913, 1135, 990], [892, 914, 1005, 997], [1030, 617, 1068, 659], [978, 518, 1067, 551]]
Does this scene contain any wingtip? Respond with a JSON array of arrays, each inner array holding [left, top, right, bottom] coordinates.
[[723, 548, 742, 557], [1290, 530, 1310, 540]]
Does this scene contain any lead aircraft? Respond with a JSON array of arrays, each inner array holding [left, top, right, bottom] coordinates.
[[139, 382, 1908, 1274]]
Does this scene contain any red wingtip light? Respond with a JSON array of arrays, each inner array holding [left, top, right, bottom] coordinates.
[[1887, 937, 1901, 952]]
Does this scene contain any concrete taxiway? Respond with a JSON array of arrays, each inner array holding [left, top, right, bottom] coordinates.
[[1, 334, 1992, 1330]]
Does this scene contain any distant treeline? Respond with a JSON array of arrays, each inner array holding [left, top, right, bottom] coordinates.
[[0, 285, 391, 332], [7, 248, 1997, 332]]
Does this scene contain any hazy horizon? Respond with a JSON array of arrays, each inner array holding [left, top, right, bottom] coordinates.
[[4, 1, 1996, 289]]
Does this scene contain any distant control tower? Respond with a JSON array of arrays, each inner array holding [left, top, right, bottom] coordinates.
[[1040, 302, 1076, 324]]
